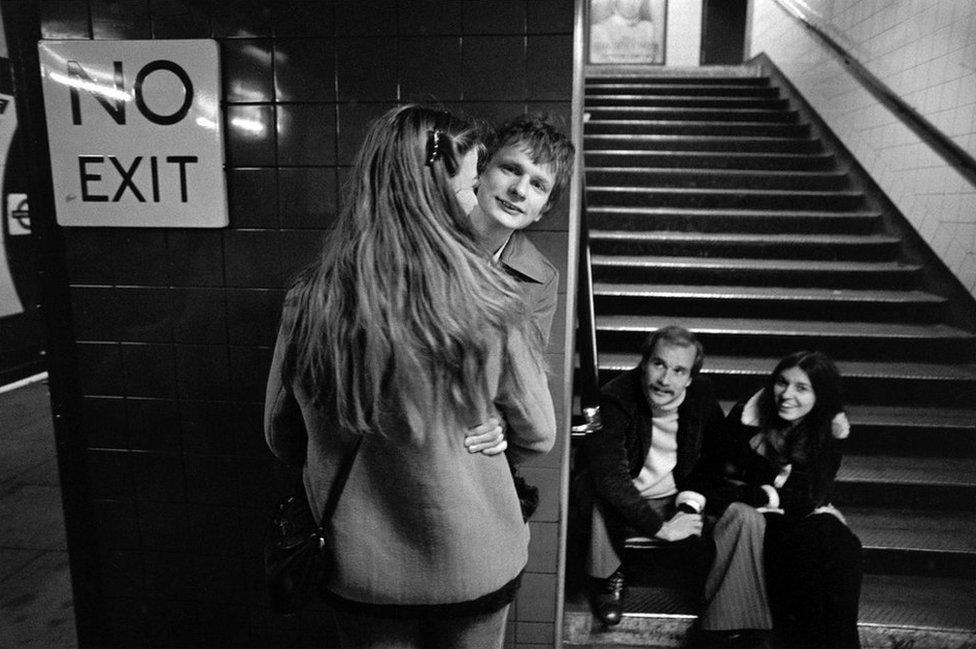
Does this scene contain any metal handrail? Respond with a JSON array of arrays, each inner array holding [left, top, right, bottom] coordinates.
[[571, 188, 602, 436], [772, 0, 976, 190]]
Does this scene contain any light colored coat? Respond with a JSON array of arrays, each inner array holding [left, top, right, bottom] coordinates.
[[264, 303, 556, 610]]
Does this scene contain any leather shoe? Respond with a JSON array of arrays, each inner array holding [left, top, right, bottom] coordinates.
[[590, 569, 625, 626]]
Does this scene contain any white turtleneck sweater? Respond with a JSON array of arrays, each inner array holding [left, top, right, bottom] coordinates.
[[632, 391, 685, 499]]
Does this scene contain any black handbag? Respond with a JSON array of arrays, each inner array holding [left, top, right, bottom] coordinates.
[[510, 462, 539, 522], [264, 438, 362, 615]]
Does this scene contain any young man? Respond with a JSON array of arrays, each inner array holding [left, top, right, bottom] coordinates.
[[469, 113, 575, 345]]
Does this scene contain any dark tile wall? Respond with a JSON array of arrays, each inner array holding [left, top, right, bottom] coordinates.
[[23, 0, 575, 647]]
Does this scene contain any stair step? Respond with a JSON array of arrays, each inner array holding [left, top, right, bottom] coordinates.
[[562, 576, 976, 645], [585, 206, 881, 233], [813, 405, 976, 457], [835, 455, 976, 510], [583, 82, 781, 97], [586, 167, 849, 190], [584, 95, 790, 110], [596, 354, 976, 407], [588, 231, 899, 261], [586, 106, 798, 123], [593, 314, 975, 362], [591, 255, 922, 289], [850, 507, 976, 576], [585, 119, 811, 137], [586, 75, 769, 86], [584, 133, 820, 152], [591, 283, 946, 322], [584, 149, 837, 171], [587, 186, 865, 210]]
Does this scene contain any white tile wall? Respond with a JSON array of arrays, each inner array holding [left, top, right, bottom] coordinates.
[[749, 0, 976, 296]]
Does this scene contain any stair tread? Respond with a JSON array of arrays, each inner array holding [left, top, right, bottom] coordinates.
[[598, 353, 976, 380], [588, 186, 862, 196], [840, 455, 976, 486], [592, 255, 921, 271], [585, 119, 802, 129], [585, 166, 846, 178], [592, 283, 945, 304], [587, 106, 791, 115], [860, 574, 976, 631], [585, 132, 813, 143], [594, 314, 973, 340], [845, 404, 976, 428], [585, 149, 832, 161], [847, 507, 976, 554], [564, 575, 976, 631], [584, 94, 780, 101], [584, 84, 773, 90], [587, 206, 880, 218], [590, 231, 899, 245]]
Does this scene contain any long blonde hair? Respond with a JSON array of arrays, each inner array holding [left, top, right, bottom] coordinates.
[[282, 105, 541, 435]]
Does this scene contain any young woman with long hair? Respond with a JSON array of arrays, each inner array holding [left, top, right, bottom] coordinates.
[[704, 351, 862, 648], [264, 105, 555, 648]]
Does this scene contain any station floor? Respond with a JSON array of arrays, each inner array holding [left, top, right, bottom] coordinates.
[[0, 374, 77, 648]]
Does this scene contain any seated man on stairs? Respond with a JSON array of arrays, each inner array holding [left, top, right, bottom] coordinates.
[[579, 325, 723, 626]]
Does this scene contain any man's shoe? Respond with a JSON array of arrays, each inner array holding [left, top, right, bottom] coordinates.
[[590, 569, 625, 626]]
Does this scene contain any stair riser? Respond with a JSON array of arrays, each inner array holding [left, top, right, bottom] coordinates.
[[834, 482, 976, 512], [589, 238, 899, 261], [862, 549, 976, 579], [587, 108, 798, 122], [586, 169, 849, 190], [585, 135, 820, 152], [593, 368, 975, 408], [586, 211, 879, 234], [587, 189, 865, 211], [585, 151, 836, 171], [585, 96, 790, 110], [596, 330, 974, 364], [591, 264, 920, 289], [592, 295, 946, 324], [845, 426, 976, 458], [585, 121, 810, 137], [585, 84, 781, 97]]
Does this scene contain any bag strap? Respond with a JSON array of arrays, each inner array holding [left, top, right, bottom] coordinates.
[[320, 435, 363, 526]]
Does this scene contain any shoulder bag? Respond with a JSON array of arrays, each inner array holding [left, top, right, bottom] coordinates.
[[264, 437, 362, 615]]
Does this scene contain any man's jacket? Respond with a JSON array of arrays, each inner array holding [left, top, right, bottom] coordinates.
[[583, 366, 724, 537]]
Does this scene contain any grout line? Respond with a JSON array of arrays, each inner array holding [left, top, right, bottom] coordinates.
[[0, 372, 48, 395]]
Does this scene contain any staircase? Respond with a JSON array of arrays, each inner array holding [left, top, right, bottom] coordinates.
[[566, 66, 976, 648]]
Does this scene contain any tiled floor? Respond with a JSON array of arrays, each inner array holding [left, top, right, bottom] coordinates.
[[0, 376, 77, 648]]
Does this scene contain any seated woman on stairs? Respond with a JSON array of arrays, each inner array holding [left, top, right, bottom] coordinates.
[[698, 350, 862, 648]]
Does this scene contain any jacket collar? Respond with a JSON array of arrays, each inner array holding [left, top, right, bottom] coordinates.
[[497, 231, 549, 284]]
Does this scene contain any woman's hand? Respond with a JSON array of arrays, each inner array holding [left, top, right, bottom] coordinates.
[[465, 417, 508, 455]]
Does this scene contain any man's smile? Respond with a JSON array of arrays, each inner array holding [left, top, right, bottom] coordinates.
[[495, 196, 524, 215]]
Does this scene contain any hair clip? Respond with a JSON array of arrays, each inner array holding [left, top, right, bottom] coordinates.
[[425, 130, 444, 167]]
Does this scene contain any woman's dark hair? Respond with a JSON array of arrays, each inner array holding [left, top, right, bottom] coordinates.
[[757, 350, 843, 465]]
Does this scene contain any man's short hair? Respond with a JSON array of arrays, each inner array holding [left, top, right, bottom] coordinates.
[[639, 325, 705, 377], [488, 113, 575, 213]]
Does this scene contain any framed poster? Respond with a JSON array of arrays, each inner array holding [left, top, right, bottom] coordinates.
[[589, 0, 667, 64]]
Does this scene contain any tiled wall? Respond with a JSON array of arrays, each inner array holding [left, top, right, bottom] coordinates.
[[18, 1, 575, 647], [750, 0, 976, 295]]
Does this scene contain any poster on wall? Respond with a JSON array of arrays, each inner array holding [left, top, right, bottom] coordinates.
[[37, 39, 227, 228], [589, 0, 667, 64]]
